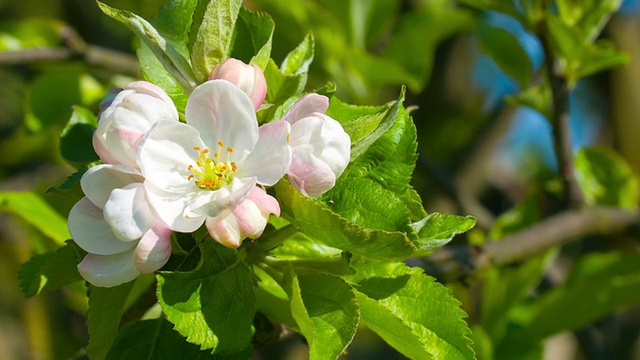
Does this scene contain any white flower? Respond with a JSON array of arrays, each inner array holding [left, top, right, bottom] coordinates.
[[68, 165, 171, 287], [93, 81, 179, 168], [206, 186, 280, 248], [209, 58, 267, 110], [282, 94, 351, 198], [137, 80, 292, 233]]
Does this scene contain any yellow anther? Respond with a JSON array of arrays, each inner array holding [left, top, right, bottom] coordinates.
[[218, 141, 224, 147], [227, 146, 234, 153]]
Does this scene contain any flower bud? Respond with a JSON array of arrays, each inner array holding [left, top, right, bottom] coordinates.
[[209, 58, 267, 110], [282, 94, 351, 198], [205, 187, 280, 248], [93, 81, 178, 168]]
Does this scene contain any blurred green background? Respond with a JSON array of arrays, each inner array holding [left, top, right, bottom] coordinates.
[[2, 0, 640, 359]]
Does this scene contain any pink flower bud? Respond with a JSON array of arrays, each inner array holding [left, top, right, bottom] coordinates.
[[205, 187, 280, 248], [209, 58, 267, 110]]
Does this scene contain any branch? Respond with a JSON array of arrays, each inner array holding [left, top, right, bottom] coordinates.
[[0, 25, 139, 76], [426, 206, 640, 274], [539, 8, 585, 208]]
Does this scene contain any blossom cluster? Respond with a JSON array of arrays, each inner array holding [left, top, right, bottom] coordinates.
[[68, 59, 351, 287]]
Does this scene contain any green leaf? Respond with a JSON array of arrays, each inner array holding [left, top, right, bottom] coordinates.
[[87, 277, 152, 360], [157, 241, 255, 354], [0, 191, 70, 246], [230, 7, 275, 69], [97, 1, 197, 93], [574, 147, 639, 210], [189, 0, 243, 82], [275, 179, 417, 261], [60, 106, 99, 163], [326, 96, 387, 144], [285, 271, 359, 360], [518, 251, 640, 339], [489, 193, 542, 240], [263, 59, 306, 104], [411, 213, 476, 254], [556, 0, 622, 43], [505, 83, 552, 119], [136, 0, 198, 112], [19, 241, 83, 298], [350, 263, 474, 359], [470, 325, 494, 360], [106, 318, 216, 360], [0, 19, 64, 50], [281, 32, 315, 76], [476, 21, 532, 89]]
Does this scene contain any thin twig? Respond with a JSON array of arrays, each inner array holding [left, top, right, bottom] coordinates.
[[538, 3, 585, 209], [426, 206, 639, 273], [0, 25, 139, 76]]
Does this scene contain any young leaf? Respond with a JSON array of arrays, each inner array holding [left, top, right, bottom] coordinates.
[[350, 263, 474, 359], [574, 147, 639, 210], [0, 191, 70, 246], [136, 0, 198, 112], [156, 241, 255, 354], [230, 7, 275, 69], [106, 318, 218, 360], [411, 213, 476, 254], [86, 277, 153, 360], [19, 241, 83, 298], [285, 270, 360, 360], [326, 96, 387, 144], [60, 106, 99, 163], [263, 59, 306, 104], [476, 21, 532, 89], [97, 1, 197, 92], [189, 0, 243, 81], [281, 32, 315, 76]]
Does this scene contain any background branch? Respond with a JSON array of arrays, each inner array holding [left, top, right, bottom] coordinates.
[[0, 25, 139, 76]]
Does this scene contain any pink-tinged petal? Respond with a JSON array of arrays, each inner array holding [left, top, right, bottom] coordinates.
[[134, 223, 172, 273], [144, 181, 205, 233], [240, 121, 292, 186], [68, 197, 136, 255], [81, 164, 142, 208], [205, 214, 242, 248], [77, 249, 140, 287], [209, 59, 267, 110], [288, 152, 336, 198], [137, 120, 204, 193], [92, 132, 119, 165], [185, 80, 258, 162], [281, 93, 329, 124], [125, 81, 178, 120], [103, 183, 157, 242], [246, 186, 281, 217], [188, 176, 256, 218]]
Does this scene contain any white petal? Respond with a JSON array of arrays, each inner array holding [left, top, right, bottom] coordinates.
[[81, 164, 143, 208], [281, 93, 329, 124], [288, 152, 336, 198], [103, 183, 157, 242], [134, 223, 172, 273], [68, 197, 137, 255], [240, 121, 292, 186], [144, 181, 205, 233], [185, 80, 258, 162], [77, 249, 140, 287], [188, 176, 256, 218], [137, 120, 204, 193], [205, 214, 242, 249]]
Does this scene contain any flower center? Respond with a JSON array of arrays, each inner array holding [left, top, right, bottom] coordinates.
[[187, 141, 237, 190]]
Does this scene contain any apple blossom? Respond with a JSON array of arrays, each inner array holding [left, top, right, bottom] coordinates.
[[281, 93, 351, 198], [206, 186, 280, 248], [208, 58, 267, 110], [137, 80, 292, 233], [68, 165, 172, 287], [93, 81, 179, 168]]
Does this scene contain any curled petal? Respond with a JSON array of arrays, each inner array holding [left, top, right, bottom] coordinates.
[[137, 120, 204, 193], [144, 181, 205, 233], [281, 93, 329, 124], [103, 183, 157, 242], [77, 249, 140, 287], [81, 164, 142, 209], [288, 152, 336, 198], [240, 121, 292, 186], [68, 197, 136, 255], [134, 223, 172, 273], [185, 80, 258, 162]]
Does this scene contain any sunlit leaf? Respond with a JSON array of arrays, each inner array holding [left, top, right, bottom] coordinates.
[[19, 241, 83, 298]]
